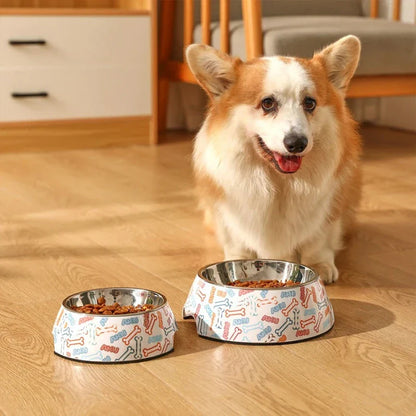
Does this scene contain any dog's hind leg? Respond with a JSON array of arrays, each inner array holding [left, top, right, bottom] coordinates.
[[203, 207, 215, 233], [299, 219, 344, 284]]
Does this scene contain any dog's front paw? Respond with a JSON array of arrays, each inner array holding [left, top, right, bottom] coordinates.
[[310, 262, 339, 284]]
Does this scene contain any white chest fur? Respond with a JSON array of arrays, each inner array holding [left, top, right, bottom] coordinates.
[[219, 167, 336, 258]]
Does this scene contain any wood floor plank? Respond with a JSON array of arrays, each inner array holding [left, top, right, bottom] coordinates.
[[0, 124, 415, 415]]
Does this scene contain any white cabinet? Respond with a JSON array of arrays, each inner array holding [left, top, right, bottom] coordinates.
[[0, 16, 151, 122]]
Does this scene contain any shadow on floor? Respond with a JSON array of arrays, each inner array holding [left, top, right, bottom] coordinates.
[[156, 320, 220, 359], [158, 299, 395, 356], [319, 298, 395, 340]]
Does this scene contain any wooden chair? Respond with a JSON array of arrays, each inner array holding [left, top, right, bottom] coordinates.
[[157, 0, 416, 133]]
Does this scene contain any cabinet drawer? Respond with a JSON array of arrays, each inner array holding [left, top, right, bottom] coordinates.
[[0, 16, 148, 68], [0, 66, 150, 121]]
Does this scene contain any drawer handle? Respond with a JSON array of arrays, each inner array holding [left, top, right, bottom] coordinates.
[[9, 39, 47, 45], [12, 92, 49, 98]]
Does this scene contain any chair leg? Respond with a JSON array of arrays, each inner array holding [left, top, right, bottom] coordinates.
[[157, 0, 176, 133], [157, 78, 170, 132], [242, 0, 263, 59]]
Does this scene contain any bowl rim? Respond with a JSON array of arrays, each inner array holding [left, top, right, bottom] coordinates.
[[197, 259, 319, 290], [61, 287, 168, 316]]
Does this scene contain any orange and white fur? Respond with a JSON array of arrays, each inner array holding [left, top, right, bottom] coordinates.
[[187, 35, 362, 283]]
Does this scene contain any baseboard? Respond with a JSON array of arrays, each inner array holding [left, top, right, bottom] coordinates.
[[0, 116, 153, 152]]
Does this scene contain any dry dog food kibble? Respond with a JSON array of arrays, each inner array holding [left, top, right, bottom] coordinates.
[[70, 296, 155, 314], [228, 280, 301, 288]]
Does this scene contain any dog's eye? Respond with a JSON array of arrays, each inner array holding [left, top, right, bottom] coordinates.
[[303, 97, 316, 113], [261, 97, 275, 112]]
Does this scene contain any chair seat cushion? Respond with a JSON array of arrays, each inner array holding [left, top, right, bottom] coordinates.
[[195, 16, 416, 75]]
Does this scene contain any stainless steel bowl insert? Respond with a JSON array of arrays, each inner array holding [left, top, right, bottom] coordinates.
[[199, 260, 317, 287]]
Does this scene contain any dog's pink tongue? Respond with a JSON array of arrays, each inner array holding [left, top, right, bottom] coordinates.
[[273, 153, 302, 173]]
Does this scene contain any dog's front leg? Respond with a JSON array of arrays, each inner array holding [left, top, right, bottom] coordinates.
[[257, 247, 300, 264], [216, 221, 256, 260], [299, 219, 344, 284], [222, 234, 257, 260], [224, 244, 257, 260]]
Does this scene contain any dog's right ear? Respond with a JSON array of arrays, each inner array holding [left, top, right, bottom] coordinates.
[[186, 44, 239, 100]]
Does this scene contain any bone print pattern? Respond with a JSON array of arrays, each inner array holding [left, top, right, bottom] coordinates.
[[53, 302, 177, 363], [183, 275, 335, 343]]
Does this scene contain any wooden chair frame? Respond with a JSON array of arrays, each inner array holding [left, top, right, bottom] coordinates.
[[157, 0, 416, 132]]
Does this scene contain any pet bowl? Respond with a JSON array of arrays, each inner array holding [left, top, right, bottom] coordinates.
[[183, 260, 334, 344], [52, 287, 177, 363]]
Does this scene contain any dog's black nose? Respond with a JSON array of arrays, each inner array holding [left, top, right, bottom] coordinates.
[[283, 133, 308, 154]]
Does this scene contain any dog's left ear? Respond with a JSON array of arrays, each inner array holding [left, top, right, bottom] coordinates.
[[315, 35, 361, 95], [186, 44, 240, 100]]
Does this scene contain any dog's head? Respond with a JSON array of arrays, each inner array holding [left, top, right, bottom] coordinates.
[[186, 36, 361, 174]]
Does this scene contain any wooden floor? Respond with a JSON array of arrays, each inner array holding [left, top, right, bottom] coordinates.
[[0, 124, 415, 415]]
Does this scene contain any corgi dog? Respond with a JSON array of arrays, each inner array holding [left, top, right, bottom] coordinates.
[[186, 35, 362, 283]]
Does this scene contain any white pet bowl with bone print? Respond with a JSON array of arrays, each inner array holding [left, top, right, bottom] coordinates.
[[53, 288, 177, 363], [183, 260, 335, 344]]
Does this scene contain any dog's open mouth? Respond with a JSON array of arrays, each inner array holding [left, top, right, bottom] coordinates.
[[256, 136, 302, 174]]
